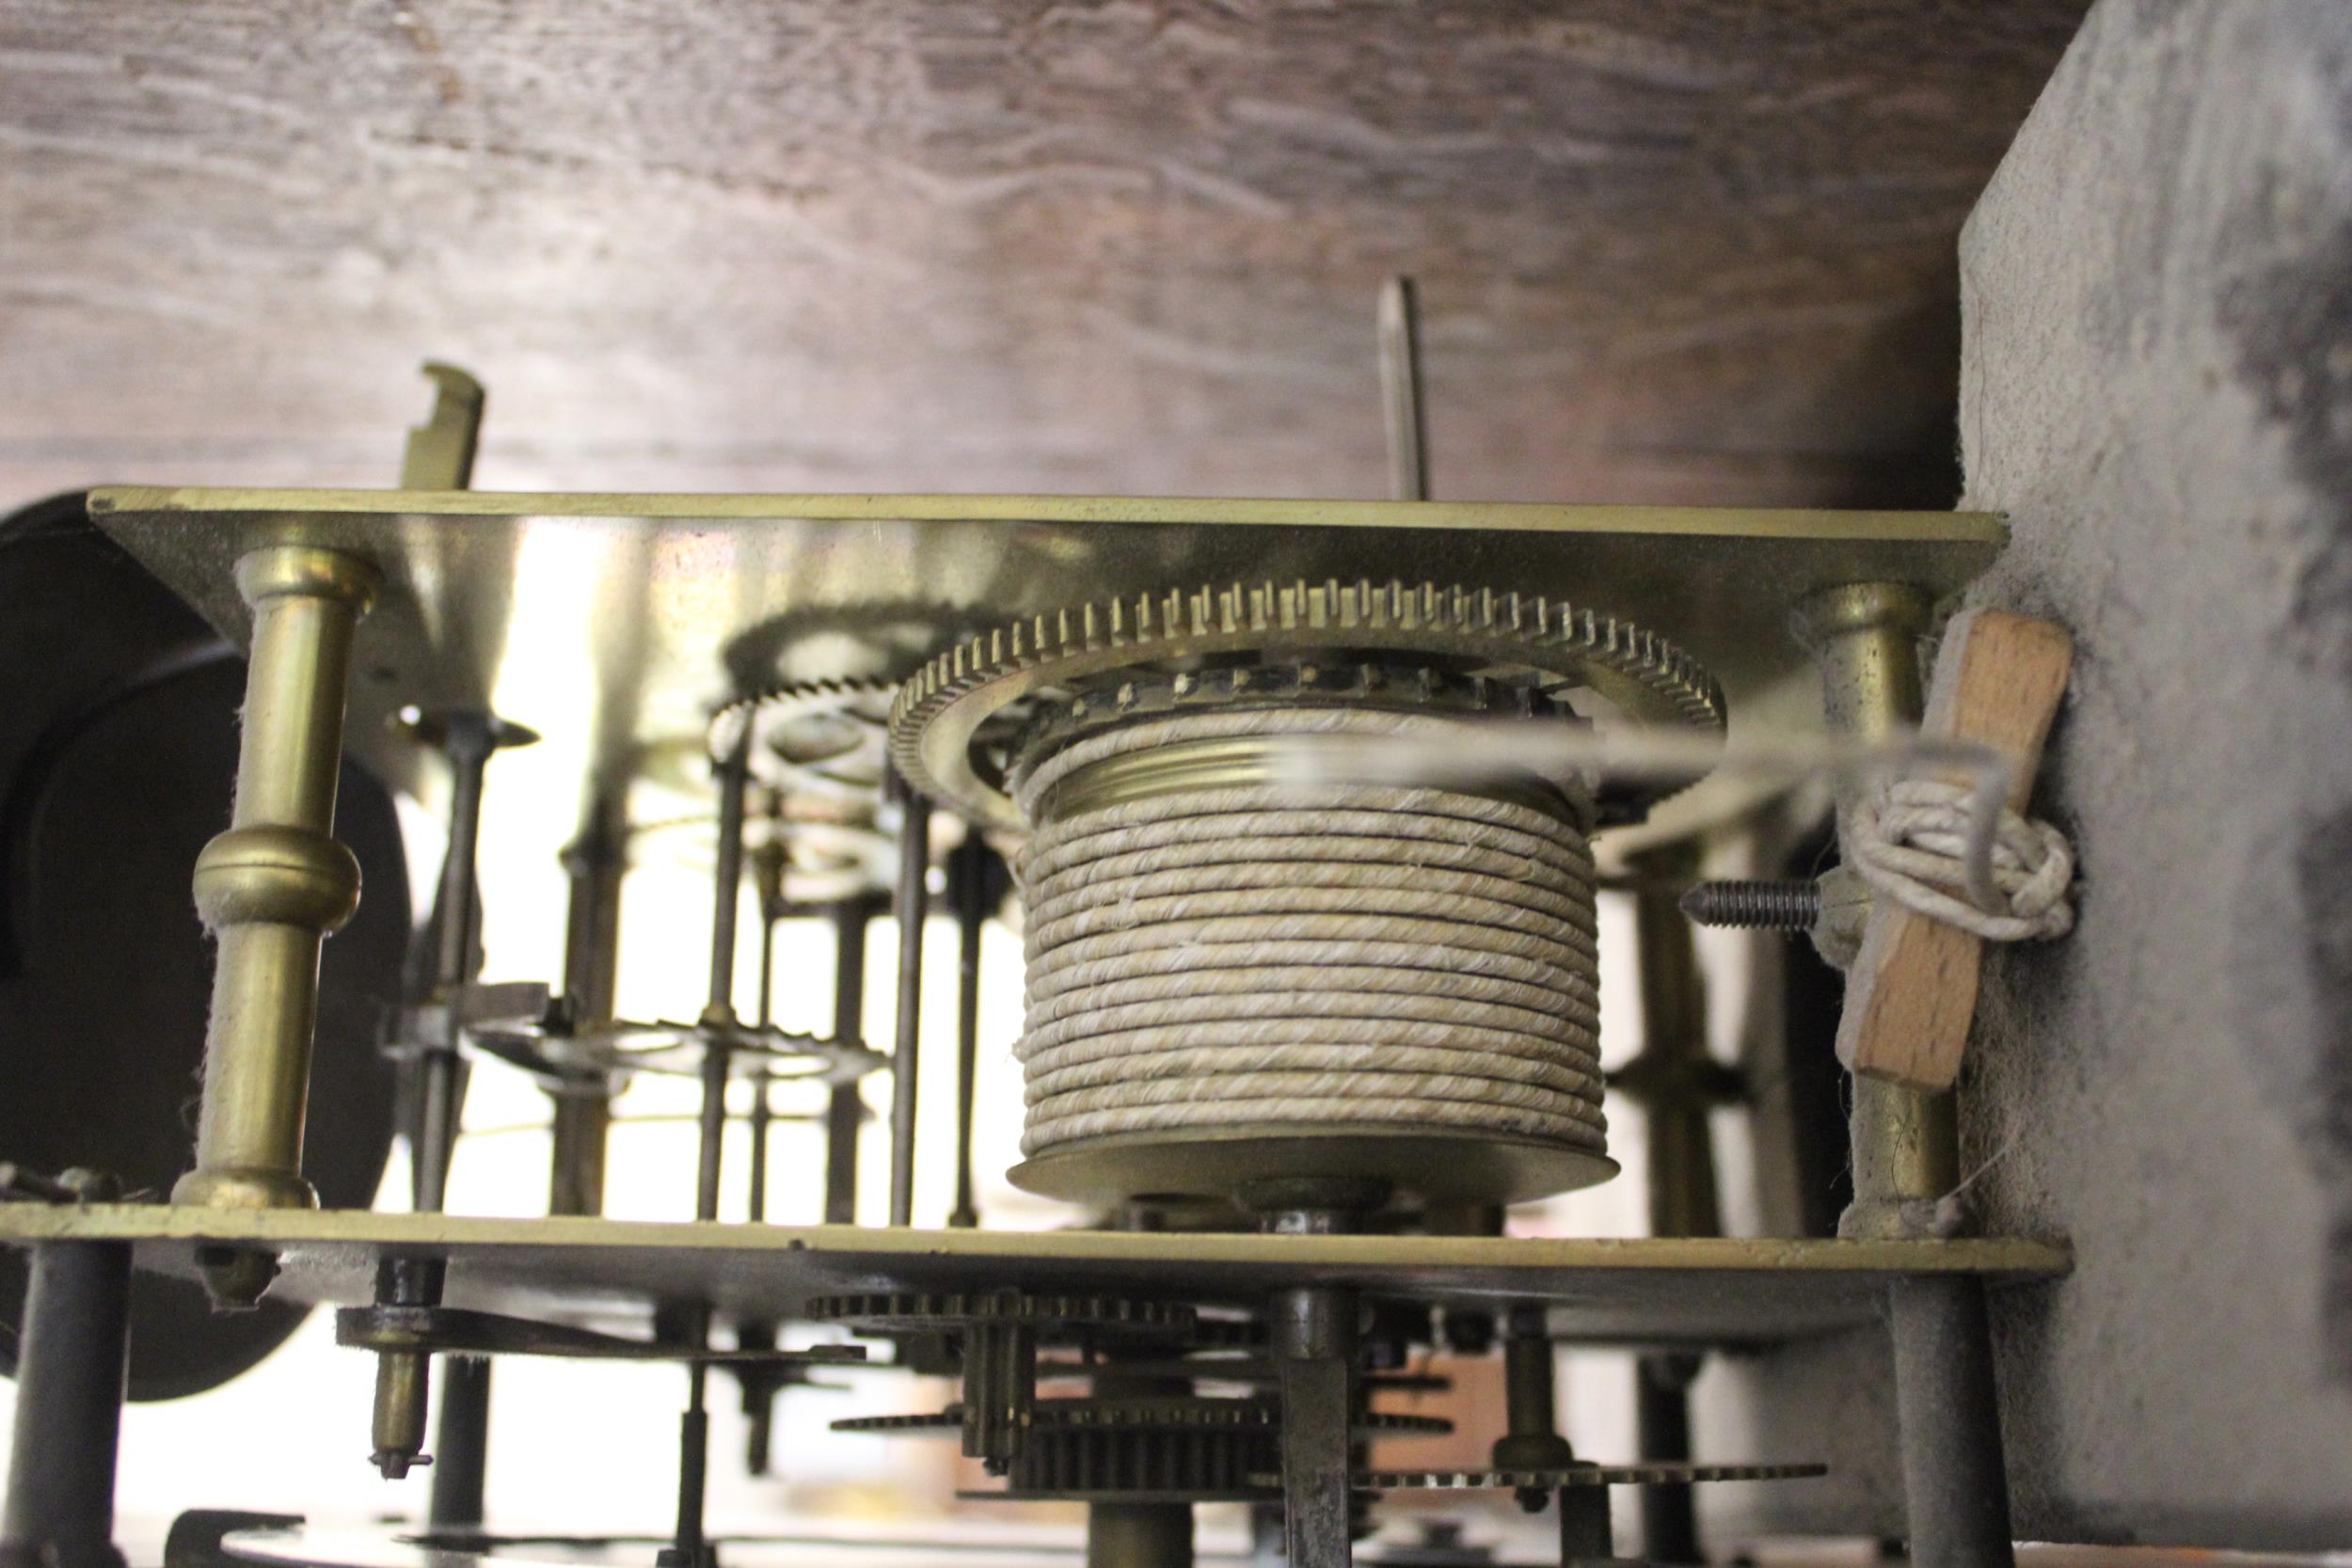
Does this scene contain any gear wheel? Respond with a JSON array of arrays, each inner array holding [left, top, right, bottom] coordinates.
[[1330, 1462, 1828, 1492], [812, 1292, 1199, 1476], [467, 1011, 881, 1089], [708, 673, 896, 790], [834, 1399, 1449, 1438], [806, 1292, 1195, 1339], [704, 675, 903, 902], [889, 580, 1724, 828]]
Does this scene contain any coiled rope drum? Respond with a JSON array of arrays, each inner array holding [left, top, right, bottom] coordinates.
[[885, 579, 1728, 1211], [1008, 706, 1614, 1211]]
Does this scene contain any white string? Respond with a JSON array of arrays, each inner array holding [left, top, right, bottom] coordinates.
[[1851, 779, 2074, 942], [1269, 722, 2039, 925]]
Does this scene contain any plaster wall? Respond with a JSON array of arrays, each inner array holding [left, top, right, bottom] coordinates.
[[1708, 0, 2352, 1544]]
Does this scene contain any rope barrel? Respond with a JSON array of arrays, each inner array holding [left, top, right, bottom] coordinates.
[[1010, 708, 1606, 1167]]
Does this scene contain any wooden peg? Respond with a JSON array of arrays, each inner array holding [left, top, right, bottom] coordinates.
[[1836, 608, 2074, 1091]]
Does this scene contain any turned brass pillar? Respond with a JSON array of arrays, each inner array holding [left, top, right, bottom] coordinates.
[[173, 546, 378, 1297], [1791, 582, 1959, 1239]]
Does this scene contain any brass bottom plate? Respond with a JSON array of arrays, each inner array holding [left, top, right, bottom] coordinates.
[[1009, 1126, 1620, 1210], [0, 1208, 2066, 1350]]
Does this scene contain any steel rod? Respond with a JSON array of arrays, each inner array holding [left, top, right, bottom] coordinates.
[[948, 835, 988, 1228], [550, 795, 623, 1219], [824, 898, 873, 1225], [416, 716, 493, 1215], [888, 779, 931, 1228], [426, 1356, 491, 1528], [0, 1240, 132, 1568], [1377, 277, 1430, 503], [1636, 1354, 1702, 1563], [1890, 1276, 2015, 1568], [696, 736, 751, 1225], [667, 1361, 713, 1568], [1271, 1286, 1356, 1568], [747, 907, 777, 1224], [1088, 1504, 1194, 1568]]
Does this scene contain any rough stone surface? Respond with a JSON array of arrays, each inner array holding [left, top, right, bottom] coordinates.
[[1714, 0, 2352, 1545], [0, 1, 2081, 507], [1958, 0, 2352, 1541]]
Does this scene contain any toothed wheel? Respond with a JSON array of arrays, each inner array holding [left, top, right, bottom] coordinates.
[[888, 579, 1724, 828], [705, 675, 902, 900], [1309, 1461, 1828, 1492], [806, 1291, 1195, 1338], [834, 1398, 1449, 1438]]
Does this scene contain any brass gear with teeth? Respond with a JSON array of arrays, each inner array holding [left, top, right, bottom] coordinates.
[[707, 673, 897, 783], [1322, 1461, 1827, 1491], [806, 1291, 1195, 1339], [888, 579, 1724, 828], [833, 1400, 1449, 1437]]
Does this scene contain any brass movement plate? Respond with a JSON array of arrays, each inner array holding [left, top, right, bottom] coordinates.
[[86, 489, 2003, 845], [0, 1208, 2065, 1349]]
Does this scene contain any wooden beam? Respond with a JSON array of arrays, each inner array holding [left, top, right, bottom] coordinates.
[[1837, 609, 2074, 1090]]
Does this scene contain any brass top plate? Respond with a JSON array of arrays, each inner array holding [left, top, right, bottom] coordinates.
[[87, 488, 2004, 845]]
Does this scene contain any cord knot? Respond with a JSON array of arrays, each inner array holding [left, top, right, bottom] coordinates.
[[1851, 779, 2075, 942]]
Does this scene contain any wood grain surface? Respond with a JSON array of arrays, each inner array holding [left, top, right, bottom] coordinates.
[[1, 2, 2083, 504]]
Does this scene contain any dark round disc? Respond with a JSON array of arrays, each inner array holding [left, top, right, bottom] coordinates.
[[0, 494, 411, 1401]]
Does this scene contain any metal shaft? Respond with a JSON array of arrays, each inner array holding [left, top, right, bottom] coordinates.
[[669, 1367, 712, 1568], [550, 795, 624, 1219], [377, 713, 501, 1487], [1635, 1354, 1703, 1563], [1087, 1362, 1195, 1567], [1271, 1286, 1356, 1568], [747, 906, 777, 1225], [426, 1357, 491, 1528], [663, 741, 750, 1566], [1792, 583, 1959, 1237], [1798, 583, 2012, 1563], [1089, 1504, 1193, 1568], [948, 835, 989, 1229], [1890, 1277, 2015, 1568], [738, 902, 784, 1475], [416, 717, 494, 1215], [824, 899, 873, 1225], [0, 1241, 131, 1568], [174, 547, 377, 1304], [1377, 277, 1430, 503], [697, 736, 751, 1225], [888, 780, 931, 1227]]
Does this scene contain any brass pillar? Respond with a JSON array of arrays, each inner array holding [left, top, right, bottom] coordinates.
[[1791, 582, 1958, 1239], [172, 546, 377, 1301]]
